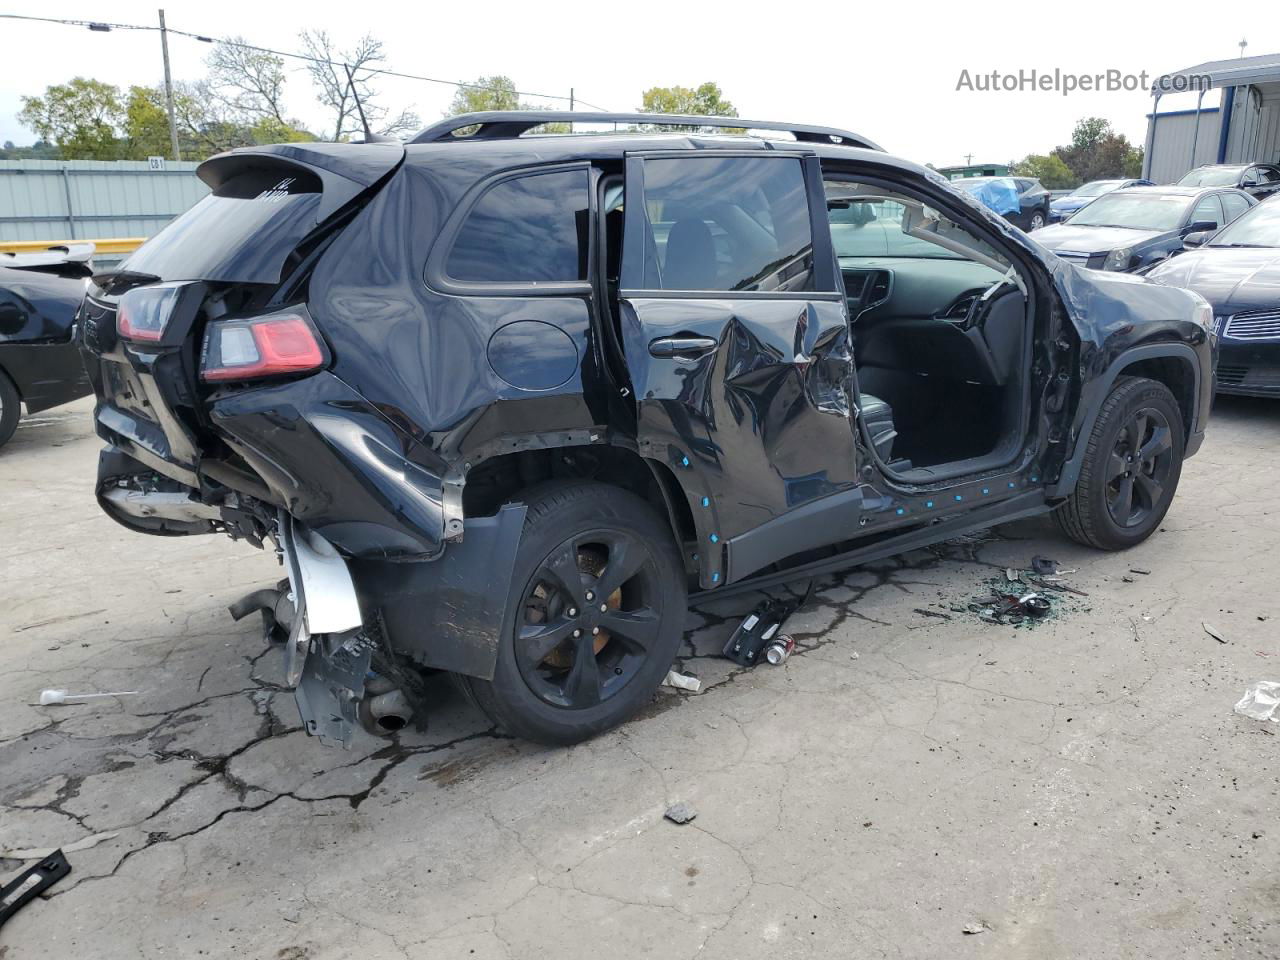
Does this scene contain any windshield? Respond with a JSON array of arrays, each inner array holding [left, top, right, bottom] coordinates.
[[1177, 167, 1244, 187], [1066, 193, 1192, 231], [1208, 199, 1280, 248], [828, 198, 965, 259], [1073, 181, 1121, 198]]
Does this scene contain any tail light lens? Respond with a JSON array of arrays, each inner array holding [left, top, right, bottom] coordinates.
[[116, 282, 189, 342], [201, 307, 327, 383]]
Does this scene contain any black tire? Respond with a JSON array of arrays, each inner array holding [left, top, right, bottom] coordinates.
[[1028, 207, 1047, 231], [462, 482, 687, 745], [1055, 376, 1185, 551], [0, 368, 20, 451]]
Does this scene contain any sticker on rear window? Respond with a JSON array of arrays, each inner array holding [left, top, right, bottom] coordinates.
[[255, 178, 297, 203]]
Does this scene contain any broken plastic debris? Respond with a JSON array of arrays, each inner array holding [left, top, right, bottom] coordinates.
[[1005, 568, 1021, 582], [962, 921, 988, 935], [1202, 622, 1227, 644], [2, 831, 118, 861], [38, 689, 140, 705], [664, 802, 697, 824], [1031, 555, 1058, 575], [662, 670, 702, 693], [1129, 567, 1151, 575], [1234, 681, 1280, 723]]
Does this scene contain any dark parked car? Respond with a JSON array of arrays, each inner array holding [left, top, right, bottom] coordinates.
[[1050, 178, 1154, 223], [0, 245, 95, 449], [1031, 186, 1255, 272], [79, 112, 1213, 747], [953, 176, 1052, 231], [1146, 196, 1280, 395], [1177, 163, 1280, 201]]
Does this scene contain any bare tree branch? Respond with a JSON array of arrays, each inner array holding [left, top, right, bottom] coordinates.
[[206, 38, 288, 124], [299, 30, 419, 141]]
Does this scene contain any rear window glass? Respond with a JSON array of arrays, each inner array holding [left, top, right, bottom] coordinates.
[[635, 155, 815, 292], [446, 169, 589, 283], [121, 169, 322, 285]]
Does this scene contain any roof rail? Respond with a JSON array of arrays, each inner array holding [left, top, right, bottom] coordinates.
[[410, 111, 883, 151]]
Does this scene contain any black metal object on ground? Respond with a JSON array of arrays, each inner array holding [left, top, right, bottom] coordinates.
[[0, 849, 70, 929]]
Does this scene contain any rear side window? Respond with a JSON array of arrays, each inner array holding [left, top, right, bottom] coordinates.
[[635, 156, 815, 293], [1221, 192, 1251, 221], [446, 168, 589, 283]]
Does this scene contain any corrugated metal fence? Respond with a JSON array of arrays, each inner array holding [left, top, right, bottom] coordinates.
[[0, 159, 208, 265]]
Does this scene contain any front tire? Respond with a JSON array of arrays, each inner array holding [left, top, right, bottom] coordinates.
[[1055, 376, 1184, 550], [462, 482, 687, 745], [0, 369, 20, 450], [1028, 209, 1046, 231]]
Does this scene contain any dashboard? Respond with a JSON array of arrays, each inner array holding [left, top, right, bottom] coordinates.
[[838, 256, 1022, 387]]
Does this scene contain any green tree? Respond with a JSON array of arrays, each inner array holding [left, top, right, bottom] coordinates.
[[638, 82, 738, 130], [448, 76, 521, 115], [122, 85, 175, 159], [1013, 153, 1077, 189], [0, 139, 60, 160], [443, 76, 568, 134], [1052, 117, 1144, 183], [18, 77, 124, 159]]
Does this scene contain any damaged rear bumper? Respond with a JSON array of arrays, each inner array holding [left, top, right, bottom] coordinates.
[[92, 370, 532, 742]]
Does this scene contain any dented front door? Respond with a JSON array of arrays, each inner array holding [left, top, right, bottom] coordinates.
[[619, 151, 860, 587]]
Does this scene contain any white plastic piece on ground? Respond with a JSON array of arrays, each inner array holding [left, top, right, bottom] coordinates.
[[3, 831, 119, 861], [38, 689, 140, 705], [292, 525, 363, 633], [663, 670, 702, 693], [1234, 681, 1280, 723]]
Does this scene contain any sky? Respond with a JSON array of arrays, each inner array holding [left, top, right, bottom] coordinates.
[[0, 0, 1272, 167]]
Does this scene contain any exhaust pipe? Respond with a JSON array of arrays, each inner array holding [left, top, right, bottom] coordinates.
[[360, 688, 414, 734]]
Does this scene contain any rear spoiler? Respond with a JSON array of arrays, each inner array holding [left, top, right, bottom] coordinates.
[[0, 242, 95, 278]]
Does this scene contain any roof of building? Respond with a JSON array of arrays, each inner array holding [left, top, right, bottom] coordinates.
[[1154, 52, 1280, 92]]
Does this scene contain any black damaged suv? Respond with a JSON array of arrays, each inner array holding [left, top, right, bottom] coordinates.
[[80, 112, 1214, 746]]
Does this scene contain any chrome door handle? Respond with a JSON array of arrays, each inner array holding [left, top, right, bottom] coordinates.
[[648, 336, 718, 359]]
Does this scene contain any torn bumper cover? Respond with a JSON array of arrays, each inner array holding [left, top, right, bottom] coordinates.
[[273, 504, 526, 746]]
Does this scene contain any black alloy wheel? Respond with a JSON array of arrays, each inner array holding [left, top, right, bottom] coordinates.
[[1055, 376, 1185, 551], [1105, 405, 1175, 528], [515, 528, 663, 710], [460, 482, 687, 745]]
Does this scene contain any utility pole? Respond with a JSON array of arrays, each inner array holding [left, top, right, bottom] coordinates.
[[569, 87, 574, 133], [158, 9, 180, 161], [964, 152, 974, 165], [1238, 38, 1248, 58]]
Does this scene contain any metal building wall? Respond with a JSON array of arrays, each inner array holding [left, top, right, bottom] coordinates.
[[0, 159, 207, 244], [1235, 84, 1280, 164], [1145, 109, 1223, 183]]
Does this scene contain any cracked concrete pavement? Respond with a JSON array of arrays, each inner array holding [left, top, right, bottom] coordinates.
[[2, 396, 1277, 958]]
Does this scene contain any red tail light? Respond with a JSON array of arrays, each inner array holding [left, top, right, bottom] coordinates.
[[116, 282, 188, 342], [201, 308, 326, 383]]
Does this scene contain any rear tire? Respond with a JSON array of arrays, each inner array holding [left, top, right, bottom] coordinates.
[[462, 482, 687, 745], [0, 369, 20, 450], [1055, 376, 1184, 550]]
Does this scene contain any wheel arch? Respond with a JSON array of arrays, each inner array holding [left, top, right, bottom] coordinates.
[[1050, 342, 1200, 498], [461, 441, 698, 556]]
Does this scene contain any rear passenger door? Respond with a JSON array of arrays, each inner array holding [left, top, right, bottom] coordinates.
[[618, 151, 860, 587]]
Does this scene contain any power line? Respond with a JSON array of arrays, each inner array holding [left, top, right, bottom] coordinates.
[[0, 13, 612, 110]]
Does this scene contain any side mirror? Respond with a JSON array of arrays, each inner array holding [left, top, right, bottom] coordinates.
[[1185, 220, 1218, 235], [1182, 230, 1211, 248]]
